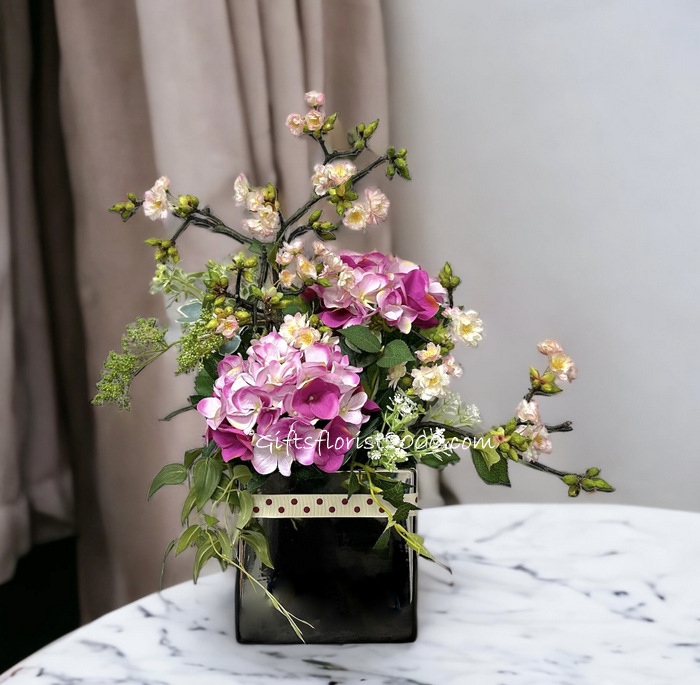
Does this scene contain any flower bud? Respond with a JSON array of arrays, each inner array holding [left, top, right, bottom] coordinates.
[[127, 193, 137, 202], [562, 475, 578, 486], [567, 485, 580, 497], [322, 112, 338, 131], [386, 146, 396, 157], [363, 119, 379, 139], [396, 148, 407, 158], [309, 209, 323, 223], [386, 164, 396, 179]]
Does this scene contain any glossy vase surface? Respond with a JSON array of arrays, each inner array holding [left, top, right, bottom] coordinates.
[[235, 469, 418, 644]]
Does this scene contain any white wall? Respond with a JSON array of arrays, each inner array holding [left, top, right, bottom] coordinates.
[[383, 0, 700, 511]]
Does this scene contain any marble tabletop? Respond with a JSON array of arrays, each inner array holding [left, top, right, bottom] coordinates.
[[2, 503, 699, 685]]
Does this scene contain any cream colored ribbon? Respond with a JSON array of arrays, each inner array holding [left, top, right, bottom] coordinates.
[[250, 492, 418, 519]]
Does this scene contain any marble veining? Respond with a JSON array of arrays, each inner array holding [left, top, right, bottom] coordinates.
[[2, 503, 700, 685]]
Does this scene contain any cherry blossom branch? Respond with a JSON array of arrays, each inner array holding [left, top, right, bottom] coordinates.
[[170, 206, 254, 246], [516, 460, 571, 479], [280, 153, 390, 239], [544, 421, 573, 433]]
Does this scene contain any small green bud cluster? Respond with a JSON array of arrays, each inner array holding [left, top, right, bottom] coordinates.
[[203, 272, 230, 307], [145, 238, 180, 263], [173, 194, 199, 218], [249, 286, 285, 308], [176, 319, 223, 374], [347, 118, 379, 152], [561, 468, 615, 497], [385, 146, 410, 180], [230, 252, 258, 284], [529, 367, 562, 395], [109, 192, 140, 221], [327, 181, 358, 216], [438, 262, 461, 292]]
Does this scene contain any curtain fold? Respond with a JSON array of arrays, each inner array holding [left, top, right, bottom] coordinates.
[[18, 0, 392, 621], [0, 0, 75, 586]]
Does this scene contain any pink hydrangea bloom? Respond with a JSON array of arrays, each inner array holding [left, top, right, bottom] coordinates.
[[196, 331, 370, 475], [307, 249, 446, 334]]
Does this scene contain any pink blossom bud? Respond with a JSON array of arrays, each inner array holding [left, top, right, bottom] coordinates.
[[305, 91, 325, 108], [305, 109, 325, 131], [285, 113, 305, 136], [537, 339, 564, 355]]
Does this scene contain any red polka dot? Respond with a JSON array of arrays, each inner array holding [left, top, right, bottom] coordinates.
[[379, 507, 385, 514], [253, 506, 260, 513], [278, 506, 285, 513], [291, 498, 298, 505], [329, 506, 336, 513], [341, 498, 348, 505], [265, 498, 272, 506], [316, 498, 323, 505], [354, 506, 361, 513], [303, 506, 310, 513], [366, 498, 373, 505]]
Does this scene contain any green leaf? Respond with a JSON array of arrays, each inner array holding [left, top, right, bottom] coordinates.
[[373, 523, 393, 551], [249, 239, 266, 255], [241, 530, 274, 568], [176, 301, 202, 324], [194, 366, 215, 397], [148, 463, 188, 500], [393, 502, 420, 522], [376, 339, 415, 368], [402, 530, 435, 561], [419, 450, 461, 469], [470, 447, 511, 487], [477, 443, 502, 468], [347, 470, 361, 497], [340, 325, 382, 353], [216, 528, 232, 562], [184, 447, 203, 469], [202, 353, 220, 380], [237, 489, 254, 529], [247, 472, 269, 492], [231, 465, 252, 485], [160, 539, 176, 590], [160, 405, 195, 422], [204, 514, 219, 527], [193, 458, 223, 509], [282, 297, 312, 316], [219, 337, 241, 355], [181, 488, 197, 524], [380, 481, 406, 509], [193, 539, 215, 583], [175, 525, 201, 556]]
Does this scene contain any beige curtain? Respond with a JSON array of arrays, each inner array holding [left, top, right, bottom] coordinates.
[[0, 0, 392, 621]]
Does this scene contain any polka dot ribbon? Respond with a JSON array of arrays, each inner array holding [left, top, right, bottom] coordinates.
[[250, 492, 419, 519], [251, 471, 418, 519]]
